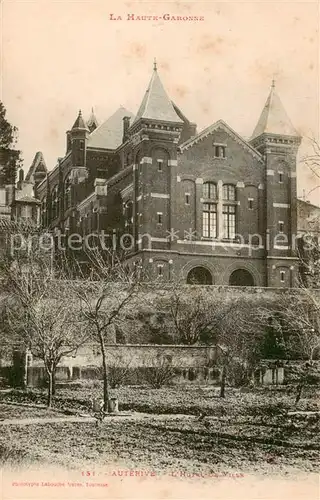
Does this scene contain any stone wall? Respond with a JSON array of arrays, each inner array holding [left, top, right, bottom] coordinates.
[[25, 344, 219, 387]]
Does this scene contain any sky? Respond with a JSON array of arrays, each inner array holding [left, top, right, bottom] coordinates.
[[1, 0, 319, 204]]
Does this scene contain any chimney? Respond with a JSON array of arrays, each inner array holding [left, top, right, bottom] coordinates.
[[189, 123, 197, 137], [94, 178, 107, 196], [17, 168, 24, 190], [122, 116, 131, 143]]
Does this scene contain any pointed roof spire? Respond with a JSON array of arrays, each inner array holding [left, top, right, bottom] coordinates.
[[134, 65, 183, 124], [72, 109, 88, 130], [251, 80, 299, 139], [87, 107, 99, 132]]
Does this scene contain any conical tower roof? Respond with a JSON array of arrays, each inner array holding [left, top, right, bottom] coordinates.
[[72, 110, 88, 130], [87, 107, 99, 132], [251, 81, 299, 139], [134, 62, 183, 124]]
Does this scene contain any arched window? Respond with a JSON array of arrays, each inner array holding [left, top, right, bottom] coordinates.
[[202, 182, 217, 199], [51, 185, 59, 220], [64, 174, 72, 210], [229, 269, 254, 286], [187, 267, 213, 285]]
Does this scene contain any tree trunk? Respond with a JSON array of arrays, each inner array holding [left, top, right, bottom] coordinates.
[[99, 334, 109, 413], [23, 350, 28, 389], [295, 383, 303, 405], [220, 365, 227, 398], [47, 370, 53, 408], [52, 371, 56, 396]]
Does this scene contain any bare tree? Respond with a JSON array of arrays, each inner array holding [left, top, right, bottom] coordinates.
[[1, 251, 87, 407], [258, 289, 320, 403], [297, 233, 320, 288], [213, 296, 268, 397], [155, 286, 266, 397], [301, 137, 320, 187], [158, 285, 233, 345], [71, 249, 141, 412], [274, 289, 320, 362], [144, 355, 176, 389]]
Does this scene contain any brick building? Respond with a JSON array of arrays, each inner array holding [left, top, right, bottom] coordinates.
[[30, 64, 306, 287]]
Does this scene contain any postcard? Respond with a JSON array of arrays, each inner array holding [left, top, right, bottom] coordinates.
[[0, 0, 319, 499]]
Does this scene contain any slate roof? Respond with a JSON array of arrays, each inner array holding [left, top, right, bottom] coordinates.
[[87, 107, 134, 150], [25, 152, 47, 182], [72, 110, 88, 130], [87, 108, 99, 131], [134, 68, 183, 124], [251, 82, 299, 139]]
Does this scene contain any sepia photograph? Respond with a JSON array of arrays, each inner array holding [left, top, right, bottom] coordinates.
[[0, 0, 319, 498]]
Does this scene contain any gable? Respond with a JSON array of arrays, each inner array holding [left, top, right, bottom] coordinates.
[[180, 120, 263, 163]]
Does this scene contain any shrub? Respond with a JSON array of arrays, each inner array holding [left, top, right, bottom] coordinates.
[[144, 357, 176, 388]]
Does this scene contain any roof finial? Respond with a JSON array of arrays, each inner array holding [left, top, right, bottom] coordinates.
[[271, 78, 276, 89], [79, 109, 82, 116], [153, 58, 157, 71]]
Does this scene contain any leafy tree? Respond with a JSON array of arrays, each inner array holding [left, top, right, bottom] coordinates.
[[0, 101, 22, 185]]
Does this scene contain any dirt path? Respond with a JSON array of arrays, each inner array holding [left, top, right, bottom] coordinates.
[[0, 412, 196, 426]]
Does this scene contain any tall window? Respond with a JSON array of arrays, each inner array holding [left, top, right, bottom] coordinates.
[[202, 203, 217, 238], [222, 184, 236, 239], [20, 205, 32, 219], [223, 184, 236, 201], [125, 200, 133, 233], [223, 205, 236, 239], [64, 174, 72, 210], [214, 145, 226, 158], [202, 182, 217, 199], [51, 185, 59, 220], [41, 197, 47, 227]]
